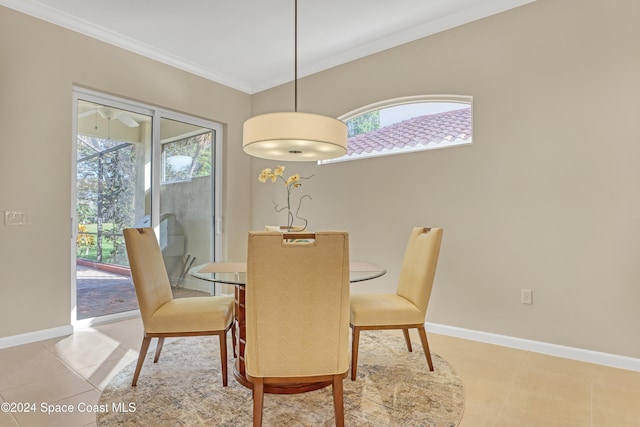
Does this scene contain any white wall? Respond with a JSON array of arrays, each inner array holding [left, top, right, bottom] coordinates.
[[249, 0, 640, 359], [3, 0, 640, 362], [0, 6, 252, 338]]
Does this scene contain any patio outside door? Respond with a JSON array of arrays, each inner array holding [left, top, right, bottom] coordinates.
[[73, 90, 222, 322]]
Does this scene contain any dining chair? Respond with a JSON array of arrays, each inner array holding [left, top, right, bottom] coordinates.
[[123, 227, 235, 387], [245, 231, 350, 427], [349, 227, 443, 380]]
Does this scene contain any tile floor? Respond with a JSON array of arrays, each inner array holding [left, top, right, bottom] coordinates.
[[1, 318, 639, 426]]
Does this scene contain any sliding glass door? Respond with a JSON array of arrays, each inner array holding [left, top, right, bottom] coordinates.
[[158, 117, 217, 293], [72, 89, 222, 323]]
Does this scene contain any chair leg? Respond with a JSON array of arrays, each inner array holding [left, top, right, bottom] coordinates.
[[252, 378, 264, 427], [153, 337, 165, 363], [350, 326, 360, 381], [132, 336, 152, 387], [417, 326, 434, 371], [402, 328, 413, 352], [332, 374, 345, 427], [231, 324, 237, 358], [219, 332, 228, 387]]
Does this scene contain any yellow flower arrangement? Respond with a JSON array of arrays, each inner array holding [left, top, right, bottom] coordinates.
[[258, 165, 313, 231]]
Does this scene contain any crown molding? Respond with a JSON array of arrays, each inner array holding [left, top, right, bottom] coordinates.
[[1, 0, 536, 95], [0, 0, 252, 93]]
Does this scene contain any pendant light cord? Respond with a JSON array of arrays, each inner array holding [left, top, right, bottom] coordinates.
[[294, 0, 298, 112]]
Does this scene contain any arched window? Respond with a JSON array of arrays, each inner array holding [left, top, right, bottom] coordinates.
[[322, 95, 472, 164]]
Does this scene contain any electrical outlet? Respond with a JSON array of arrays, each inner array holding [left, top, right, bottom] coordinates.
[[521, 289, 533, 304]]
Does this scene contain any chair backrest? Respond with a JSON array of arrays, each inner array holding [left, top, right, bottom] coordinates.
[[245, 231, 350, 378], [123, 227, 173, 328], [395, 227, 443, 318]]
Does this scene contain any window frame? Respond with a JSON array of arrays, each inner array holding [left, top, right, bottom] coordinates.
[[321, 94, 473, 164]]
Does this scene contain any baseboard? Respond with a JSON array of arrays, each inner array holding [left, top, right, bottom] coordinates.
[[426, 322, 640, 372], [72, 310, 140, 329], [0, 311, 141, 350], [0, 325, 74, 350], [4, 320, 638, 373]]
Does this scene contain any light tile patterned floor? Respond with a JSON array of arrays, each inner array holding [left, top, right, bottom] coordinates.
[[0, 319, 639, 426]]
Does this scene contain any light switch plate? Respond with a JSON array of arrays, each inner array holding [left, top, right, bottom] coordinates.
[[4, 210, 31, 226]]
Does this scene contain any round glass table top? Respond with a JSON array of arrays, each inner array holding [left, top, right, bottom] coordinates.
[[189, 261, 386, 286]]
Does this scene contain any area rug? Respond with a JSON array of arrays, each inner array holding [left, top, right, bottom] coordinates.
[[98, 330, 465, 426]]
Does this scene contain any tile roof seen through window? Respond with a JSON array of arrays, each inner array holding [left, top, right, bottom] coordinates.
[[345, 107, 471, 158]]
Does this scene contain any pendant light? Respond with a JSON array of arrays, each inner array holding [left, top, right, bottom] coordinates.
[[243, 0, 348, 162]]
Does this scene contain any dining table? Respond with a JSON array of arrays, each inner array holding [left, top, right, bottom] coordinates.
[[190, 260, 386, 394]]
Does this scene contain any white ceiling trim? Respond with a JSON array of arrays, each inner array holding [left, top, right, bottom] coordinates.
[[257, 0, 537, 94], [0, 0, 253, 92], [1, 0, 536, 95]]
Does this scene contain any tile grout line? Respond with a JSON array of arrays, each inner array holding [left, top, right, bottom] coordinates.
[[38, 335, 105, 404], [489, 349, 531, 427], [589, 362, 594, 427]]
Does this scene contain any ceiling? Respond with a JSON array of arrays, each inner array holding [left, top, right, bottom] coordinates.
[[1, 0, 535, 94]]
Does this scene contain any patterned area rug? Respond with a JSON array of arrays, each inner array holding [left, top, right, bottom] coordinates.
[[98, 330, 464, 426]]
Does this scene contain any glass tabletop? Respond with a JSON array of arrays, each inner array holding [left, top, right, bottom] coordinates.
[[189, 261, 386, 286]]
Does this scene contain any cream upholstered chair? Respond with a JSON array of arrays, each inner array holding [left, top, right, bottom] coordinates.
[[350, 227, 443, 381], [123, 227, 235, 387], [245, 231, 350, 427]]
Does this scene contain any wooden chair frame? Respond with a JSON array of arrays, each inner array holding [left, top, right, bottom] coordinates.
[[245, 232, 349, 427], [124, 227, 237, 388], [350, 323, 434, 381], [247, 373, 347, 427], [132, 323, 236, 387], [349, 227, 442, 381]]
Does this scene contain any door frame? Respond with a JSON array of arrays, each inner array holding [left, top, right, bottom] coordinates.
[[71, 86, 223, 327]]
